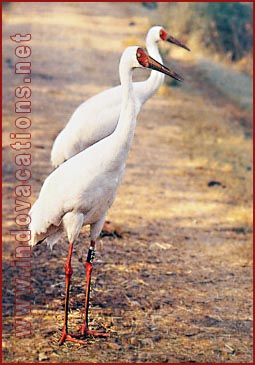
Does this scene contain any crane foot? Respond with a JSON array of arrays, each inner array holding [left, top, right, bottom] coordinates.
[[59, 331, 87, 345], [81, 324, 110, 337]]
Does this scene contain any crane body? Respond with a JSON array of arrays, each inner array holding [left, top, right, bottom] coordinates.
[[29, 46, 183, 345]]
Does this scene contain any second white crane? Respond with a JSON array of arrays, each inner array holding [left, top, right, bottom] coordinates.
[[51, 26, 189, 167]]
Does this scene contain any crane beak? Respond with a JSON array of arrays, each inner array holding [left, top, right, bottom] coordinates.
[[147, 55, 184, 82], [166, 34, 190, 52]]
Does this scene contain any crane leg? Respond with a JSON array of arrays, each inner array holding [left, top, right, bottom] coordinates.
[[80, 240, 110, 337], [59, 242, 87, 345]]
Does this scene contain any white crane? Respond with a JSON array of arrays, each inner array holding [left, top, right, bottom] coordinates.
[[29, 46, 183, 345], [51, 26, 189, 167]]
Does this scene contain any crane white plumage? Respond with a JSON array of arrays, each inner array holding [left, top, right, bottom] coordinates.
[[51, 26, 189, 167], [29, 46, 183, 345]]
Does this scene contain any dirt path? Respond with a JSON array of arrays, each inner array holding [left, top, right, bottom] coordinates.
[[2, 2, 252, 363]]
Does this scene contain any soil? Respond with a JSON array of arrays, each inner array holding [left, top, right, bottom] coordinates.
[[2, 2, 252, 363]]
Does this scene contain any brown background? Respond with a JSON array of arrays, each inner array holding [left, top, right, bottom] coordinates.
[[2, 2, 252, 363]]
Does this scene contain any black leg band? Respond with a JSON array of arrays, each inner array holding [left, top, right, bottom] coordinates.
[[86, 247, 96, 264]]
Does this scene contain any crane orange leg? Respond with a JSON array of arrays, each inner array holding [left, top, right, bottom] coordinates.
[[80, 241, 110, 338], [59, 242, 87, 345]]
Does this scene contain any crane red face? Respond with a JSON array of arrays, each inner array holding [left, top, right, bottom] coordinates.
[[136, 47, 184, 82], [160, 28, 190, 51], [159, 28, 169, 41], [136, 48, 150, 68]]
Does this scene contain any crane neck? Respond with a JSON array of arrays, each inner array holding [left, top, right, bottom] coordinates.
[[111, 59, 136, 159], [138, 40, 165, 104]]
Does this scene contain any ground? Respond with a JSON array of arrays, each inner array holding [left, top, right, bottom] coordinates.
[[2, 2, 253, 363]]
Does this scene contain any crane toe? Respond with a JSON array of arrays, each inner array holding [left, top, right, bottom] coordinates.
[[59, 331, 87, 346], [80, 324, 110, 338]]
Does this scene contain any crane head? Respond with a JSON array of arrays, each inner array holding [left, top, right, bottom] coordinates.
[[136, 47, 184, 82], [160, 28, 190, 51]]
